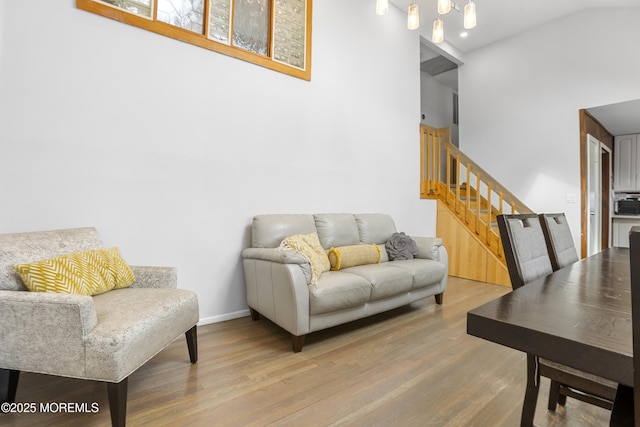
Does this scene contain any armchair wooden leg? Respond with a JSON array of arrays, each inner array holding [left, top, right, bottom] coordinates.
[[107, 378, 128, 427], [185, 325, 198, 364], [292, 334, 306, 353], [250, 308, 260, 321], [521, 354, 540, 427], [0, 369, 20, 403]]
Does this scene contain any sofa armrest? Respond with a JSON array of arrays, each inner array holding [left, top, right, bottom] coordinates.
[[242, 248, 308, 264], [243, 248, 312, 284], [0, 290, 98, 375], [243, 259, 310, 336], [411, 236, 444, 261], [129, 266, 177, 289], [0, 290, 97, 334]]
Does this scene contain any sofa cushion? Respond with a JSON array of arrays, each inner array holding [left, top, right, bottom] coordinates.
[[251, 214, 317, 248], [15, 247, 136, 296], [387, 259, 447, 289], [309, 271, 372, 315], [355, 214, 397, 244], [0, 228, 103, 291], [314, 214, 360, 249], [344, 264, 414, 301], [327, 244, 381, 271], [87, 287, 199, 381]]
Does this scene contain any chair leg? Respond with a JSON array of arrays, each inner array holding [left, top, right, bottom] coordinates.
[[185, 325, 198, 364], [548, 380, 561, 411], [435, 293, 444, 305], [610, 384, 634, 427], [250, 308, 260, 321], [558, 391, 567, 406], [0, 369, 20, 403], [521, 354, 540, 427], [292, 334, 306, 353], [107, 378, 128, 427]]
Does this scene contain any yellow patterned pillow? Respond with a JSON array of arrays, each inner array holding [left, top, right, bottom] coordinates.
[[328, 244, 381, 271], [280, 232, 330, 285], [15, 247, 136, 296]]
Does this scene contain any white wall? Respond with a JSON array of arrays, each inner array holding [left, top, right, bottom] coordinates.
[[459, 8, 640, 247], [420, 73, 458, 145], [0, 1, 435, 323], [421, 74, 454, 128], [0, 1, 4, 74]]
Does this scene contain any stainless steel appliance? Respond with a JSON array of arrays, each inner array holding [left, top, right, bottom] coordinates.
[[617, 198, 640, 215]]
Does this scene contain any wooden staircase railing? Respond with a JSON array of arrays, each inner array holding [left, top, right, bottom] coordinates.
[[420, 124, 533, 262]]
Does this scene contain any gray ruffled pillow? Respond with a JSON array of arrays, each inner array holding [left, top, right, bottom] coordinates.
[[385, 232, 418, 261]]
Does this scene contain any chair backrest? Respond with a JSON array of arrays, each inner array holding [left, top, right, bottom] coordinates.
[[497, 214, 554, 290], [539, 213, 580, 271], [0, 227, 103, 291], [629, 226, 640, 420]]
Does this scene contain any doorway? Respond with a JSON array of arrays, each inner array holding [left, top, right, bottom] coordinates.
[[419, 39, 460, 147], [586, 134, 612, 256], [580, 110, 614, 258]]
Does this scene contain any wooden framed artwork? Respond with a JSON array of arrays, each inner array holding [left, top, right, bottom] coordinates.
[[76, 0, 312, 80]]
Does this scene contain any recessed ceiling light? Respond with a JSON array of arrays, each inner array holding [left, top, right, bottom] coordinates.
[[460, 32, 469, 38]]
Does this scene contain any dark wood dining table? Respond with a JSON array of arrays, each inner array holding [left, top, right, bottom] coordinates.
[[467, 247, 634, 424]]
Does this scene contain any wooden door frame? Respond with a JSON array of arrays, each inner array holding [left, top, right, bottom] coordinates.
[[579, 110, 614, 258]]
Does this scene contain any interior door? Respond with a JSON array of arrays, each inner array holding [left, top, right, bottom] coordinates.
[[587, 134, 601, 256], [600, 146, 611, 249], [586, 134, 612, 255]]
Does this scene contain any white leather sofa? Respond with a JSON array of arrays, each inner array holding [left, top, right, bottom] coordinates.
[[242, 213, 448, 352]]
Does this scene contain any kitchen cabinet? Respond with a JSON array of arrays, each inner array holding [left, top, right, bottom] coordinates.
[[614, 134, 640, 192], [612, 217, 640, 248]]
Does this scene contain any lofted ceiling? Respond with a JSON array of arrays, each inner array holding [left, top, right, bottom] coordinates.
[[389, 0, 640, 53], [587, 100, 640, 136], [405, 0, 640, 135]]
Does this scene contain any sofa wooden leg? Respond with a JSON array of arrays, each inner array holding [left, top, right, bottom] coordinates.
[[185, 325, 198, 364], [435, 293, 444, 305], [292, 334, 306, 353], [0, 369, 20, 403], [250, 308, 261, 321], [107, 377, 128, 427]]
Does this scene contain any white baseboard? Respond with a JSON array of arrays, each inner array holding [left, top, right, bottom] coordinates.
[[197, 309, 250, 326]]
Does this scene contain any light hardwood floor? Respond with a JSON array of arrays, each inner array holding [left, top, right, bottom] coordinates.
[[4, 277, 611, 426]]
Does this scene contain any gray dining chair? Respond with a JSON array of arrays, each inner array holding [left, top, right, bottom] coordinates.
[[539, 213, 580, 271], [611, 226, 640, 426], [497, 214, 553, 290], [497, 214, 617, 426], [538, 212, 583, 409]]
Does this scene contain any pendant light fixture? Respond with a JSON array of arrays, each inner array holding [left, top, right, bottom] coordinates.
[[432, 18, 444, 43], [463, 0, 476, 29], [376, 0, 389, 16], [374, 0, 478, 42], [437, 0, 451, 15], [407, 2, 420, 30], [433, 0, 478, 44]]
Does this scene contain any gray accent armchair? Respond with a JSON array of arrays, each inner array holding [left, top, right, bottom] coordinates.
[[0, 227, 199, 427]]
